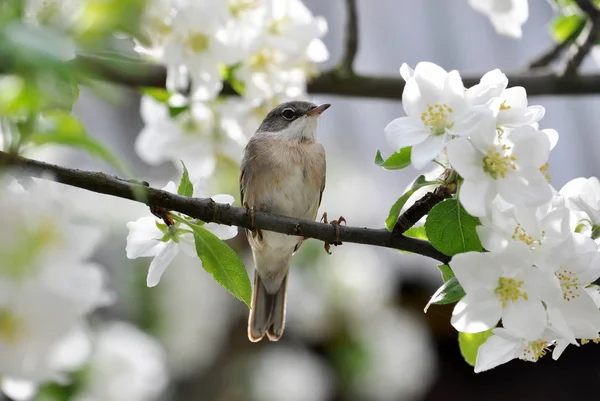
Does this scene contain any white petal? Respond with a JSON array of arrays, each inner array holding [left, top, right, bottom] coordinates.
[[212, 194, 235, 205], [502, 301, 547, 340], [413, 62, 447, 105], [1, 379, 37, 401], [399, 63, 414, 81], [510, 126, 550, 168], [146, 241, 179, 287], [450, 252, 501, 292], [126, 217, 163, 259], [476, 225, 509, 252], [451, 292, 502, 333], [410, 135, 447, 169], [474, 331, 522, 373], [162, 181, 178, 194], [458, 179, 491, 218], [306, 39, 329, 63], [446, 138, 483, 180], [384, 117, 430, 150], [542, 129, 559, 150], [203, 223, 239, 240]]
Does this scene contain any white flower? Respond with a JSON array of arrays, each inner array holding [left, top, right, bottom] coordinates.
[[155, 253, 236, 377], [236, 0, 328, 102], [136, 0, 264, 100], [351, 309, 436, 401], [125, 178, 237, 287], [250, 347, 334, 401], [560, 176, 600, 231], [476, 198, 574, 258], [135, 96, 245, 178], [469, 0, 529, 39], [385, 62, 496, 169], [71, 322, 168, 401], [0, 180, 110, 399], [475, 328, 561, 373], [450, 242, 559, 340], [543, 239, 600, 341], [446, 124, 552, 217]]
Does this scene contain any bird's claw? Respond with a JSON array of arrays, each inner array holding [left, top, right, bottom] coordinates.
[[319, 213, 346, 254], [244, 201, 264, 241]]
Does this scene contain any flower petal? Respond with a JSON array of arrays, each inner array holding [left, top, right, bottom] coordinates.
[[146, 241, 179, 287], [384, 117, 430, 150], [502, 301, 547, 340], [451, 252, 502, 292], [126, 217, 163, 259], [474, 330, 522, 373], [451, 292, 502, 333], [410, 135, 447, 169]]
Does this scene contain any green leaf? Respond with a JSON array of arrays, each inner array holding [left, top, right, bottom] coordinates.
[[424, 199, 483, 256], [141, 87, 172, 103], [398, 225, 428, 254], [459, 330, 493, 367], [385, 175, 433, 231], [551, 14, 586, 44], [219, 63, 245, 95], [41, 73, 80, 112], [27, 111, 125, 172], [177, 160, 194, 197], [374, 147, 412, 170], [437, 264, 455, 282], [424, 277, 466, 312], [404, 225, 427, 240], [192, 225, 252, 307]]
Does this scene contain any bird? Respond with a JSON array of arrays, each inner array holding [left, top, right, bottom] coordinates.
[[240, 100, 330, 342]]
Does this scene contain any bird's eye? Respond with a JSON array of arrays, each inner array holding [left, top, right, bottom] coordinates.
[[281, 108, 295, 120]]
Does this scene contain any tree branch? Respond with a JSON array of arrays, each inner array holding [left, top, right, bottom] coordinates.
[[562, 0, 600, 76], [66, 54, 600, 99], [0, 151, 451, 265], [528, 32, 578, 69], [339, 0, 358, 76]]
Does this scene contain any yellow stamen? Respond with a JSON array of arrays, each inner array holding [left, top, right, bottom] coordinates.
[[495, 277, 528, 308]]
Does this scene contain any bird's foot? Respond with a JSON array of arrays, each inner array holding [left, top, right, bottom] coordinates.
[[319, 212, 347, 254], [244, 201, 265, 241]]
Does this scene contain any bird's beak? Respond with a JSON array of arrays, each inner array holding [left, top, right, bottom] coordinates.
[[306, 103, 331, 117]]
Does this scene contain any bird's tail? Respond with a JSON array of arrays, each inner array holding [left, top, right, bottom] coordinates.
[[248, 271, 289, 342]]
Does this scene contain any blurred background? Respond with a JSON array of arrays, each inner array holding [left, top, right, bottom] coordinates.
[[8, 0, 600, 400]]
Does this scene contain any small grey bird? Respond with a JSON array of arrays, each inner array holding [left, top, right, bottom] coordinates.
[[240, 100, 330, 342]]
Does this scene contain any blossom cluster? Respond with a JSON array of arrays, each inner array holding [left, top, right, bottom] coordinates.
[[0, 179, 111, 399], [134, 0, 328, 176], [385, 61, 600, 371]]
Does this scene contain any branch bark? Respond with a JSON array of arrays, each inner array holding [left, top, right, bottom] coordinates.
[[563, 0, 600, 76], [0, 151, 451, 264], [339, 0, 358, 76], [66, 54, 600, 99]]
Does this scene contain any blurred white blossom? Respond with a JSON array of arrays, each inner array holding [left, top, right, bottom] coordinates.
[[250, 347, 334, 401], [0, 179, 111, 400], [469, 0, 529, 39], [352, 309, 436, 401], [155, 252, 236, 377], [135, 95, 246, 178], [72, 322, 168, 401]]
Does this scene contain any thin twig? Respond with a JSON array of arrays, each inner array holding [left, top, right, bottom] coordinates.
[[339, 0, 359, 76], [562, 0, 600, 76], [528, 30, 579, 69], [392, 186, 452, 235], [0, 151, 451, 264]]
